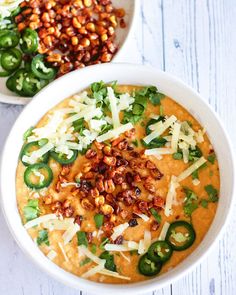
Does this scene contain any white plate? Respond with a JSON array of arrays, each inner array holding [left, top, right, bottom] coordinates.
[[0, 63, 235, 294], [0, 0, 139, 105]]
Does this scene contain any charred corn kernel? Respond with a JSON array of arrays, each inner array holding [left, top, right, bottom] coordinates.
[[95, 196, 105, 207], [72, 17, 81, 29], [86, 22, 96, 32], [71, 36, 79, 46], [110, 214, 117, 223], [109, 15, 117, 27], [101, 33, 108, 42], [101, 204, 114, 215], [80, 38, 90, 47], [84, 0, 92, 7]]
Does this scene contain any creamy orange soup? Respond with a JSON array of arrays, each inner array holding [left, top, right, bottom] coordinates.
[[16, 83, 220, 283]]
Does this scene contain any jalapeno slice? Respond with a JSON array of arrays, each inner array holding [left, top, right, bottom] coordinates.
[[31, 54, 57, 80], [1, 48, 22, 71], [22, 72, 49, 97], [7, 69, 27, 96], [0, 52, 13, 77], [20, 141, 49, 166], [138, 253, 162, 276], [6, 75, 15, 90], [20, 28, 38, 54], [148, 241, 173, 263], [0, 29, 20, 48], [165, 221, 196, 251], [50, 150, 78, 165], [24, 163, 53, 189]]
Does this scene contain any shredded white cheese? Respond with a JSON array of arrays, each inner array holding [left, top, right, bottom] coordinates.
[[110, 222, 129, 241], [62, 223, 80, 245], [158, 222, 170, 240], [78, 245, 105, 264], [143, 115, 177, 144], [82, 261, 105, 278], [58, 242, 69, 262], [43, 218, 74, 231], [144, 148, 173, 156], [107, 87, 120, 128], [164, 176, 180, 217], [104, 244, 130, 252], [24, 214, 58, 229], [98, 269, 131, 281], [135, 213, 150, 222], [119, 252, 130, 263], [177, 156, 207, 182], [171, 122, 181, 152], [96, 123, 133, 142]]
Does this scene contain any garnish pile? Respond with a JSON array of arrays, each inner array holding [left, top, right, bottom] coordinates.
[[18, 82, 219, 281], [0, 0, 126, 97]]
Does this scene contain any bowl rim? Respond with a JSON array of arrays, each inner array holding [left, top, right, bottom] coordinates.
[[0, 63, 235, 294], [0, 0, 139, 106]]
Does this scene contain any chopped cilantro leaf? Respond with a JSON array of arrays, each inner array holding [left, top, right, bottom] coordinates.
[[77, 231, 88, 247], [150, 208, 162, 223], [207, 154, 216, 164], [23, 199, 40, 222], [79, 257, 91, 266], [99, 251, 116, 271], [173, 152, 183, 160], [192, 169, 199, 180], [183, 187, 198, 217], [149, 92, 165, 105], [94, 213, 104, 229], [205, 185, 219, 202], [132, 139, 139, 147], [201, 199, 208, 208], [91, 244, 97, 254], [37, 229, 49, 246]]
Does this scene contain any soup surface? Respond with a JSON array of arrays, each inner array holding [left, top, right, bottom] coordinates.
[[16, 83, 220, 283]]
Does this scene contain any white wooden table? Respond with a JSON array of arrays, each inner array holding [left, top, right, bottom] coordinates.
[[0, 1, 236, 294]]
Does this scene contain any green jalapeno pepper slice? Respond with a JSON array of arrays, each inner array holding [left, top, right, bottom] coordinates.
[[24, 163, 53, 189], [0, 52, 13, 77], [165, 221, 196, 251], [20, 28, 38, 54], [147, 241, 173, 263], [22, 72, 49, 97], [0, 29, 20, 48], [50, 149, 78, 165], [20, 141, 49, 166], [138, 253, 162, 276], [7, 69, 27, 96], [31, 54, 57, 80], [1, 48, 22, 71], [6, 74, 15, 90]]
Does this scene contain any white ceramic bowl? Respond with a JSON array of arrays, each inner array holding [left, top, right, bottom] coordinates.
[[0, 0, 139, 105], [0, 64, 235, 294]]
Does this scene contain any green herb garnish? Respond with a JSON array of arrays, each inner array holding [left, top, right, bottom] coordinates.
[[94, 213, 104, 229], [205, 185, 219, 202], [132, 139, 139, 147], [23, 199, 40, 222], [207, 154, 216, 164], [79, 257, 91, 266], [183, 187, 198, 217], [150, 208, 162, 223], [91, 244, 97, 254], [77, 231, 88, 247], [201, 199, 208, 208], [99, 251, 117, 271], [37, 229, 49, 246]]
